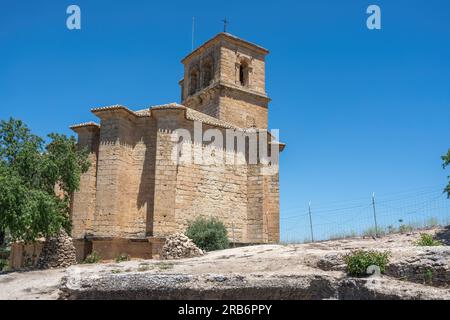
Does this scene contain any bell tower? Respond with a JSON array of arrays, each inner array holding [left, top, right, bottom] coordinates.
[[179, 33, 270, 129]]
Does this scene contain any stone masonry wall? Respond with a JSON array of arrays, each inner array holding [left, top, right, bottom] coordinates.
[[175, 154, 249, 242], [219, 43, 266, 95], [152, 110, 181, 237], [219, 89, 268, 129], [182, 44, 220, 102], [71, 110, 279, 244], [246, 165, 280, 243], [92, 112, 155, 239], [151, 113, 251, 242], [70, 34, 280, 248], [246, 165, 265, 243], [264, 172, 280, 243], [184, 89, 221, 119], [182, 34, 269, 130], [71, 126, 99, 239], [133, 117, 157, 237]]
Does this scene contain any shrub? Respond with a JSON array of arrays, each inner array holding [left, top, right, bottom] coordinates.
[[398, 224, 414, 234], [115, 253, 130, 263], [362, 227, 386, 237], [424, 218, 439, 228], [137, 264, 152, 272], [0, 258, 8, 271], [424, 268, 434, 285], [344, 250, 391, 277], [386, 225, 397, 234], [416, 234, 443, 247], [156, 262, 174, 271], [185, 216, 229, 251], [83, 251, 101, 264]]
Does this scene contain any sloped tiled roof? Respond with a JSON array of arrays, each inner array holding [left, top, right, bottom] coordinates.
[[69, 122, 100, 130], [150, 103, 238, 129], [71, 103, 239, 130], [70, 103, 285, 150], [91, 105, 147, 117]]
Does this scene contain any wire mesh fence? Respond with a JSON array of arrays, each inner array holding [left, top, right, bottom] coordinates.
[[280, 186, 450, 243]]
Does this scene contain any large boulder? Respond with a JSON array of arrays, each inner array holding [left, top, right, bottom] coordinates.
[[161, 233, 204, 260], [36, 230, 77, 269]]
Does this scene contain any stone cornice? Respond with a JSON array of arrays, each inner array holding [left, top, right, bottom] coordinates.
[[69, 122, 100, 133], [181, 32, 269, 65], [182, 81, 271, 107]]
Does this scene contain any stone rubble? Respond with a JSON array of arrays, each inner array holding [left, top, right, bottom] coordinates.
[[161, 233, 204, 260], [36, 230, 77, 269]]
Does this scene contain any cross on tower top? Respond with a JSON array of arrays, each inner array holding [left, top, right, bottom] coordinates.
[[222, 17, 228, 32]]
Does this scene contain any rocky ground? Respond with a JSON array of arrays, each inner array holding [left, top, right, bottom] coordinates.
[[1, 227, 449, 300]]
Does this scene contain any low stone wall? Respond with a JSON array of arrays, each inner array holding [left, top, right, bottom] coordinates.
[[73, 239, 93, 262], [9, 241, 44, 269], [9, 236, 168, 268], [77, 237, 166, 261]]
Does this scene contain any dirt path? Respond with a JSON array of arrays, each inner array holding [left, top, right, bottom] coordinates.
[[0, 268, 65, 300]]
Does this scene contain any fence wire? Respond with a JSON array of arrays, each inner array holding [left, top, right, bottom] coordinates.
[[280, 186, 450, 243]]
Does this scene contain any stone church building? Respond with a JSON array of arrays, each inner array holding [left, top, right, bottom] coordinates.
[[69, 33, 284, 260]]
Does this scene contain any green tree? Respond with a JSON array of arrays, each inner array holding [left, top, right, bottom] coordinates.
[[0, 118, 89, 243], [443, 149, 450, 198]]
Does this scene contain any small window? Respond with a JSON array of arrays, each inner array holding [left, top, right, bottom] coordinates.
[[189, 69, 199, 95], [202, 61, 213, 88], [239, 62, 249, 87]]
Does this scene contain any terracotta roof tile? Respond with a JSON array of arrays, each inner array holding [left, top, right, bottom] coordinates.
[[91, 104, 137, 116], [69, 122, 100, 130], [149, 103, 239, 129]]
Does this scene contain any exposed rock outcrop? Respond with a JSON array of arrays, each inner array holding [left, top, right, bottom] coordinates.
[[2, 227, 449, 300], [386, 248, 449, 287], [60, 271, 450, 300]]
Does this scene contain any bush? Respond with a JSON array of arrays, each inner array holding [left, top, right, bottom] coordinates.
[[344, 250, 391, 277], [0, 258, 8, 271], [115, 253, 130, 263], [185, 217, 229, 251], [83, 251, 101, 264], [362, 227, 386, 237], [416, 234, 443, 247], [398, 224, 414, 234]]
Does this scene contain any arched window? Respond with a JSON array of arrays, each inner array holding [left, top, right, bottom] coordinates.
[[202, 61, 213, 88], [239, 61, 249, 87], [189, 69, 199, 95]]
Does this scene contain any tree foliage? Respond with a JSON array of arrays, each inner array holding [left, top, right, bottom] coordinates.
[[443, 149, 450, 198], [0, 118, 89, 242]]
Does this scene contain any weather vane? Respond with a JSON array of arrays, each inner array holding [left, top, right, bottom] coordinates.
[[222, 17, 228, 33]]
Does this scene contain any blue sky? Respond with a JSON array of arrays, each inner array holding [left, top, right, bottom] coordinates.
[[1, 1, 449, 241]]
